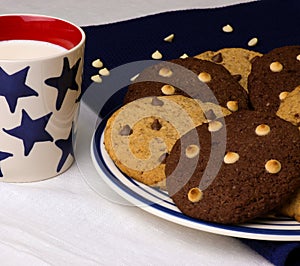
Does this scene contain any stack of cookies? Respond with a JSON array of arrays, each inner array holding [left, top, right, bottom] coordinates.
[[103, 46, 300, 225]]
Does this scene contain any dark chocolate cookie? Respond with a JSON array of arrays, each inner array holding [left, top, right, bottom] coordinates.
[[124, 57, 249, 112], [165, 110, 300, 224], [248, 45, 300, 113]]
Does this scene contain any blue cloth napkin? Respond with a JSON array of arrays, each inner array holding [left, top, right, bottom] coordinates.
[[81, 0, 300, 265]]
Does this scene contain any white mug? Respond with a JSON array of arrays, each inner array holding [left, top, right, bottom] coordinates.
[[0, 14, 85, 182]]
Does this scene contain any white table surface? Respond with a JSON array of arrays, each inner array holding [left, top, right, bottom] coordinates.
[[0, 1, 274, 265]]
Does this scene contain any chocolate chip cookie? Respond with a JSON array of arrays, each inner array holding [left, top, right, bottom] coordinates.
[[104, 95, 231, 187]]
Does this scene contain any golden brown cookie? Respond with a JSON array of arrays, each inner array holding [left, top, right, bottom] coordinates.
[[194, 47, 262, 92], [278, 187, 300, 222], [276, 86, 300, 128], [104, 95, 231, 187]]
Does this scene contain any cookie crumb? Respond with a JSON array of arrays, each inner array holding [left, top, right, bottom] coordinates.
[[270, 61, 283, 72], [164, 33, 174, 42], [91, 74, 102, 83], [159, 67, 173, 77], [224, 152, 239, 164], [198, 72, 211, 83], [265, 159, 281, 174], [152, 50, 162, 60], [185, 144, 200, 159], [92, 59, 103, 68], [255, 124, 271, 136], [222, 24, 233, 33], [188, 187, 203, 203], [248, 37, 258, 47]]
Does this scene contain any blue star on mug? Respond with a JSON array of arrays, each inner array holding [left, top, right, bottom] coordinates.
[[0, 151, 13, 177], [55, 127, 74, 172], [3, 110, 54, 156], [0, 66, 38, 113], [45, 57, 81, 111]]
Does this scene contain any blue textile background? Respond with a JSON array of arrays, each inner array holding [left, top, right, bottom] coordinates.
[[81, 1, 300, 265]]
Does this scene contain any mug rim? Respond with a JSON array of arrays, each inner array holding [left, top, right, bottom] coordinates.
[[0, 13, 85, 62]]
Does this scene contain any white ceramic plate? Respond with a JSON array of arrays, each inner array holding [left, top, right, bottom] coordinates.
[[90, 116, 300, 241]]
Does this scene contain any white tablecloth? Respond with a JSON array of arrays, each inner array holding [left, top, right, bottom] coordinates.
[[0, 1, 273, 265]]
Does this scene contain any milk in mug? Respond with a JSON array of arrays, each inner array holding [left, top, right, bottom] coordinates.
[[0, 40, 67, 60]]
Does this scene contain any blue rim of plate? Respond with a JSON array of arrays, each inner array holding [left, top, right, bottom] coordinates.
[[91, 115, 300, 241]]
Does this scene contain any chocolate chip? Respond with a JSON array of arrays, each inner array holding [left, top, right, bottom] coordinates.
[[250, 56, 260, 64], [204, 109, 216, 121], [151, 97, 164, 106], [232, 74, 242, 82], [212, 53, 223, 63], [151, 119, 162, 130], [159, 153, 168, 164], [119, 125, 133, 136]]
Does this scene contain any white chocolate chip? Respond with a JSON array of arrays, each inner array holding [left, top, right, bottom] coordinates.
[[188, 187, 203, 203], [208, 121, 223, 132], [279, 91, 289, 101], [255, 124, 271, 136], [226, 101, 239, 112], [185, 144, 200, 159], [223, 152, 239, 164], [222, 24, 233, 33], [161, 84, 175, 95], [265, 159, 281, 174], [180, 53, 189, 59], [164, 33, 174, 42], [159, 67, 173, 77], [152, 50, 162, 60], [297, 54, 300, 61], [92, 59, 103, 68], [248, 37, 258, 47], [198, 72, 211, 83], [130, 73, 140, 82], [99, 67, 110, 76], [91, 74, 102, 83], [270, 61, 283, 72]]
